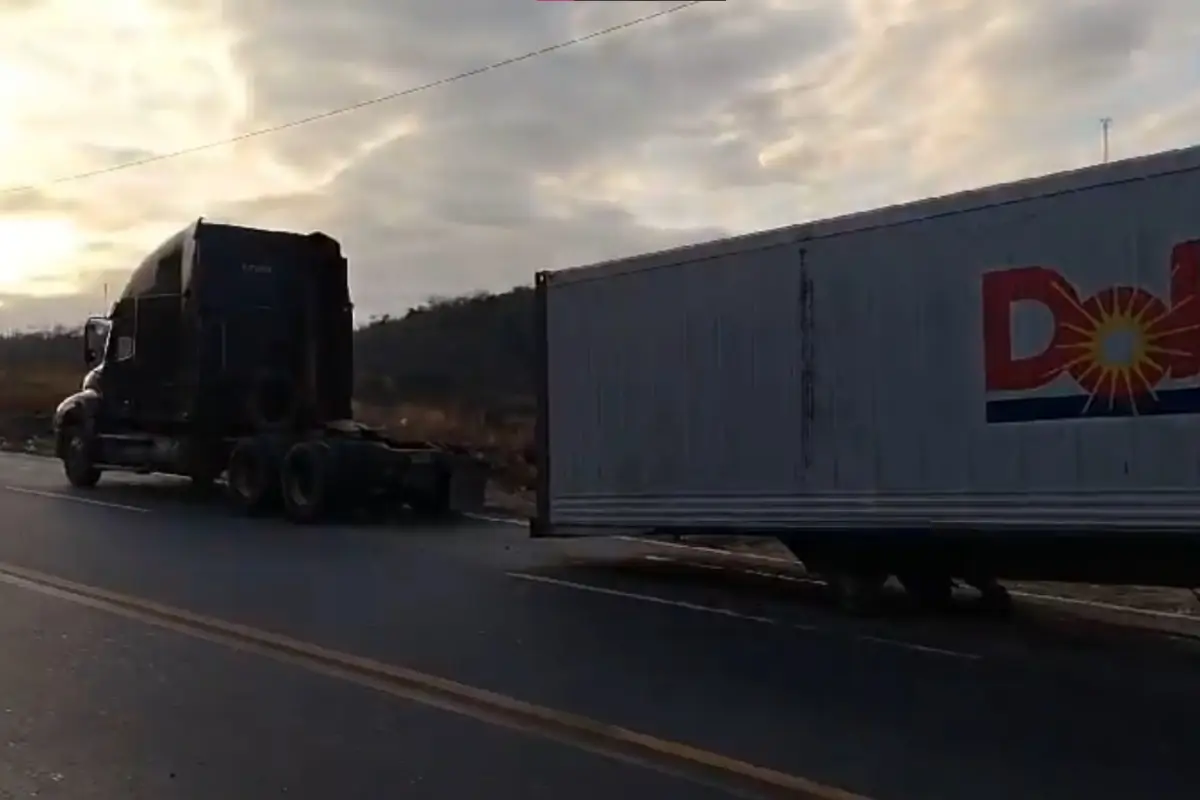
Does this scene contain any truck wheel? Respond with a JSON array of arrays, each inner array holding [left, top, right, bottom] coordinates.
[[226, 438, 280, 515], [62, 428, 101, 489], [280, 441, 338, 524]]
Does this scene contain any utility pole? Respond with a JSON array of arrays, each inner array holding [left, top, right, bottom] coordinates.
[[1101, 117, 1112, 163]]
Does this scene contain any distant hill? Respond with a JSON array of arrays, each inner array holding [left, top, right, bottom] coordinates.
[[0, 285, 537, 419], [354, 287, 536, 417]]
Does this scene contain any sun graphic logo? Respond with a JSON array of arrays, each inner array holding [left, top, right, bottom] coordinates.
[[982, 240, 1200, 423]]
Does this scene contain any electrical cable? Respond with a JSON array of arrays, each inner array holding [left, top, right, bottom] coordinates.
[[0, 1, 704, 196]]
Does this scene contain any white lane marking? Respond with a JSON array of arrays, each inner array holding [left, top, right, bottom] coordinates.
[[643, 554, 815, 584], [3, 486, 151, 513], [466, 512, 526, 526], [616, 535, 794, 565], [854, 634, 981, 660], [745, 569, 815, 585], [508, 571, 782, 625], [1008, 589, 1200, 621], [508, 571, 980, 660]]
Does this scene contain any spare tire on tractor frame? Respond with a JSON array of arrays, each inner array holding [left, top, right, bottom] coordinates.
[[246, 370, 301, 431]]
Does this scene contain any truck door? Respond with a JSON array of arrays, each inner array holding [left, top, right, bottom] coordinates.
[[99, 298, 138, 426]]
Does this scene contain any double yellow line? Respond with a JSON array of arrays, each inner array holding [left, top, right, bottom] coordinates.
[[0, 560, 871, 800]]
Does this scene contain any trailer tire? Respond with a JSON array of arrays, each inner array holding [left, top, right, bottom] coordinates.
[[280, 441, 339, 524], [226, 438, 280, 515], [61, 427, 101, 489]]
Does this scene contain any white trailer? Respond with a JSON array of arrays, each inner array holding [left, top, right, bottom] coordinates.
[[531, 145, 1200, 609]]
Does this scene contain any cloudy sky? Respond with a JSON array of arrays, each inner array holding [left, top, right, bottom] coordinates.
[[1, 0, 1199, 330]]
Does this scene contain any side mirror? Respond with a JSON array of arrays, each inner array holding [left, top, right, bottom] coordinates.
[[82, 316, 111, 367]]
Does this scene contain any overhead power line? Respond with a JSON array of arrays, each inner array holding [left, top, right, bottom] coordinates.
[[0, 0, 703, 197]]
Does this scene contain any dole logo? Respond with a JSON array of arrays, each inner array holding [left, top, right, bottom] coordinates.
[[982, 240, 1200, 422]]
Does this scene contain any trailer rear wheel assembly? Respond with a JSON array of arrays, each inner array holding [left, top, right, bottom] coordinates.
[[226, 438, 281, 514]]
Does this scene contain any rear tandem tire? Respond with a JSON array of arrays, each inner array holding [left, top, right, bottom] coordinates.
[[225, 438, 281, 515], [280, 441, 339, 524], [62, 428, 101, 489]]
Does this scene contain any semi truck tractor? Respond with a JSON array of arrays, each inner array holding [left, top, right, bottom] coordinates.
[[531, 145, 1200, 612], [52, 218, 487, 523]]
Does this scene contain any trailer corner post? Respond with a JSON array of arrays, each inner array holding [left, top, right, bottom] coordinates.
[[530, 271, 552, 538]]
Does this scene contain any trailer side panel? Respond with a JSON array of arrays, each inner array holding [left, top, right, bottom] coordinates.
[[539, 147, 1200, 535]]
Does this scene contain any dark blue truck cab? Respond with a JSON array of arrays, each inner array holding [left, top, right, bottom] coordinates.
[[53, 219, 487, 523]]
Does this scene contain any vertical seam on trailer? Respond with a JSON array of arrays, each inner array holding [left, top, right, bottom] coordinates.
[[532, 272, 552, 537]]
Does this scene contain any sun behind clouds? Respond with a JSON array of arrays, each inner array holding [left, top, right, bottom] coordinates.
[[0, 216, 83, 295], [0, 0, 312, 302]]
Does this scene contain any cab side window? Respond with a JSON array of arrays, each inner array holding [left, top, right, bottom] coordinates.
[[107, 298, 136, 363], [115, 334, 135, 362]]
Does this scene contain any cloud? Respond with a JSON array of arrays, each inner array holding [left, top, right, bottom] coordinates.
[[2, 0, 1200, 330]]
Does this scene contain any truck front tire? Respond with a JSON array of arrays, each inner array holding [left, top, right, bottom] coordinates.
[[62, 428, 101, 489]]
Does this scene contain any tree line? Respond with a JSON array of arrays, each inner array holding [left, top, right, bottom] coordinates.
[[0, 287, 537, 418]]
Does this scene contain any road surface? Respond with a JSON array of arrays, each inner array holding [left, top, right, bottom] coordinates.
[[0, 451, 1196, 799]]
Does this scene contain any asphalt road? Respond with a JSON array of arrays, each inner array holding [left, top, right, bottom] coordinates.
[[0, 452, 1197, 799]]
